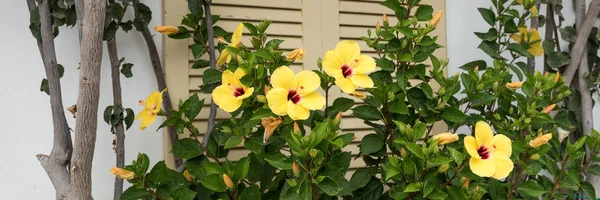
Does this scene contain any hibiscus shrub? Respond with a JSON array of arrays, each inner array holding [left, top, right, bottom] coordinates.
[[115, 0, 600, 199]]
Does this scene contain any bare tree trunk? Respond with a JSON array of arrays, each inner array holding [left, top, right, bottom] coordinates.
[[130, 0, 182, 167], [66, 0, 106, 198], [74, 0, 83, 42], [563, 0, 600, 86], [202, 1, 218, 148], [107, 38, 126, 200], [527, 2, 541, 74], [34, 0, 74, 199]]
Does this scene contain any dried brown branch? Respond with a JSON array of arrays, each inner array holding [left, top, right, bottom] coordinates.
[[563, 0, 600, 86], [32, 0, 73, 198], [130, 0, 182, 167], [202, 0, 217, 148], [66, 0, 106, 198], [107, 38, 126, 200]]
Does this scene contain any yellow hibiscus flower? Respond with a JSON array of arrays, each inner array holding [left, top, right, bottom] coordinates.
[[135, 89, 166, 130], [110, 167, 134, 180], [511, 27, 543, 57], [266, 66, 326, 120], [212, 70, 254, 112], [217, 23, 244, 66], [323, 40, 376, 93], [464, 121, 514, 179]]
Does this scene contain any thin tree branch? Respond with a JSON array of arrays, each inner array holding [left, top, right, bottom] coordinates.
[[543, 3, 554, 73], [26, 0, 44, 61], [562, 0, 600, 86], [107, 38, 126, 200], [130, 0, 182, 167], [67, 0, 106, 198], [526, 2, 541, 74], [202, 0, 217, 148], [74, 0, 83, 42], [33, 0, 73, 199]]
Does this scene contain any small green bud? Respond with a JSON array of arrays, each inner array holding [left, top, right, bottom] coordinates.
[[256, 95, 267, 103], [309, 149, 319, 158], [494, 113, 501, 120], [524, 118, 532, 124], [286, 178, 297, 187], [438, 164, 449, 173], [530, 154, 540, 160], [221, 126, 232, 134]]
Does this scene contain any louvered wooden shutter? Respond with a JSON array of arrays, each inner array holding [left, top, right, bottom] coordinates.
[[163, 0, 447, 169]]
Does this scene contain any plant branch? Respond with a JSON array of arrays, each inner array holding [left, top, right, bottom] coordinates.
[[526, 2, 541, 74], [74, 0, 84, 42], [562, 0, 600, 86], [441, 160, 466, 189], [67, 0, 106, 198], [202, 1, 218, 148], [107, 37, 126, 200], [130, 0, 182, 167], [31, 0, 73, 198]]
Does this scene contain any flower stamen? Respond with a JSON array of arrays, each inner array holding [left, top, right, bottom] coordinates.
[[233, 87, 245, 97]]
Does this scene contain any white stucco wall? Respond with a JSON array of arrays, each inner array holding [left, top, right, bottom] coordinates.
[[0, 0, 164, 199], [0, 0, 598, 199]]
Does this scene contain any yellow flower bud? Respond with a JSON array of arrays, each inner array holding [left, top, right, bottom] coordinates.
[[505, 82, 524, 89], [183, 170, 193, 182], [292, 162, 301, 177], [286, 48, 305, 61], [110, 167, 134, 180], [430, 10, 443, 27], [541, 104, 556, 114], [261, 116, 283, 144], [293, 122, 302, 135], [553, 72, 560, 83], [529, 133, 552, 148], [432, 132, 459, 145], [438, 163, 450, 173], [474, 185, 480, 192], [544, 72, 550, 77], [474, 66, 479, 72], [530, 5, 538, 17], [264, 85, 270, 94], [333, 112, 343, 127], [461, 177, 469, 189], [223, 174, 234, 189], [154, 26, 178, 35], [383, 14, 388, 23], [400, 147, 407, 158], [530, 154, 540, 160], [376, 21, 381, 32], [256, 95, 267, 103], [350, 91, 367, 100]]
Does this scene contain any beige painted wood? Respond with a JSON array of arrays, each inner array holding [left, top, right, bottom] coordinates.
[[163, 0, 448, 171]]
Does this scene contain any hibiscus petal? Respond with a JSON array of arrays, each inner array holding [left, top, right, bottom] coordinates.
[[212, 85, 233, 106], [475, 121, 493, 148], [492, 134, 512, 157], [218, 95, 242, 112], [217, 50, 231, 66], [296, 70, 321, 95], [464, 136, 481, 159], [491, 153, 514, 180], [287, 102, 310, 120], [335, 76, 357, 93], [322, 50, 344, 77], [271, 66, 297, 90], [335, 40, 361, 64], [236, 87, 254, 100], [136, 109, 151, 120], [469, 157, 495, 177], [299, 92, 325, 110], [234, 68, 247, 79], [350, 74, 374, 89], [145, 91, 164, 111], [222, 70, 242, 88], [231, 23, 244, 46], [140, 111, 157, 130], [528, 44, 543, 57], [266, 88, 289, 116], [353, 55, 376, 74]]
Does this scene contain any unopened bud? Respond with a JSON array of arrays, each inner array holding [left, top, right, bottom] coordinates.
[[474, 185, 480, 192], [530, 154, 540, 160], [430, 10, 443, 27], [524, 118, 532, 124], [286, 48, 305, 61], [541, 104, 556, 114], [400, 148, 407, 158], [262, 117, 283, 144], [553, 72, 560, 83], [293, 122, 302, 135], [506, 82, 524, 89], [438, 164, 449, 173], [223, 174, 234, 189], [494, 113, 501, 120], [376, 21, 381, 33], [309, 149, 319, 158], [544, 71, 549, 77], [461, 177, 469, 189], [111, 167, 134, 180], [333, 112, 342, 127], [264, 85, 270, 94], [221, 126, 232, 134], [292, 162, 301, 177], [154, 26, 179, 35], [383, 14, 388, 23], [474, 66, 479, 72], [350, 91, 367, 100], [257, 95, 267, 103], [183, 170, 193, 182], [530, 5, 538, 17]]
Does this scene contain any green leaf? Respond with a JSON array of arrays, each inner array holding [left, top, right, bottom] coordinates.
[[317, 176, 342, 196], [191, 44, 206, 59], [459, 60, 487, 71], [352, 105, 382, 120], [542, 40, 556, 54], [120, 63, 134, 78], [404, 182, 422, 193], [478, 8, 496, 26], [442, 107, 467, 123], [388, 98, 409, 114], [547, 52, 570, 69], [57, 64, 65, 78], [381, 0, 404, 14], [255, 49, 274, 62], [568, 136, 587, 153], [235, 157, 250, 180], [199, 174, 227, 192], [581, 181, 597, 200], [448, 147, 463, 164], [40, 79, 49, 95], [133, 153, 150, 175], [147, 161, 169, 185], [375, 57, 395, 71], [103, 106, 114, 124], [474, 28, 498, 41], [133, 3, 152, 31], [299, 180, 312, 200], [517, 180, 546, 197], [187, 0, 203, 17], [172, 138, 204, 159], [350, 168, 377, 190], [191, 60, 210, 69], [265, 153, 293, 169], [396, 26, 414, 37], [120, 188, 151, 200], [360, 134, 384, 155], [202, 68, 222, 84], [560, 26, 577, 42], [478, 41, 501, 58], [240, 185, 260, 200], [353, 177, 383, 200], [250, 108, 275, 121], [387, 38, 402, 51], [328, 97, 355, 117], [124, 108, 135, 130], [404, 142, 424, 159], [182, 94, 204, 120], [224, 135, 243, 149], [586, 164, 600, 176], [426, 189, 448, 199], [415, 5, 433, 21], [507, 43, 533, 58], [398, 53, 412, 62], [171, 187, 197, 200]]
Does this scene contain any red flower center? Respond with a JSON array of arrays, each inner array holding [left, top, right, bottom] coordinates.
[[287, 90, 301, 104], [233, 87, 245, 97], [341, 65, 353, 78], [477, 146, 491, 160]]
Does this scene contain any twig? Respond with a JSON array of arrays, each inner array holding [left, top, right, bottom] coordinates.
[[441, 160, 466, 189], [32, 0, 73, 198], [67, 0, 106, 198], [130, 0, 182, 168], [202, 1, 218, 148], [562, 0, 600, 86], [107, 37, 126, 200], [543, 4, 554, 73]]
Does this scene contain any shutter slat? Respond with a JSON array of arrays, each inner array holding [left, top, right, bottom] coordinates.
[[212, 0, 302, 10], [212, 5, 302, 23]]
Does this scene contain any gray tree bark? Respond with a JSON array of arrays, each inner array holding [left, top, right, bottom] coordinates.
[[202, 1, 218, 148], [74, 0, 83, 42], [107, 38, 126, 200], [563, 0, 600, 86], [526, 2, 541, 74], [66, 0, 106, 198], [34, 0, 74, 199]]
